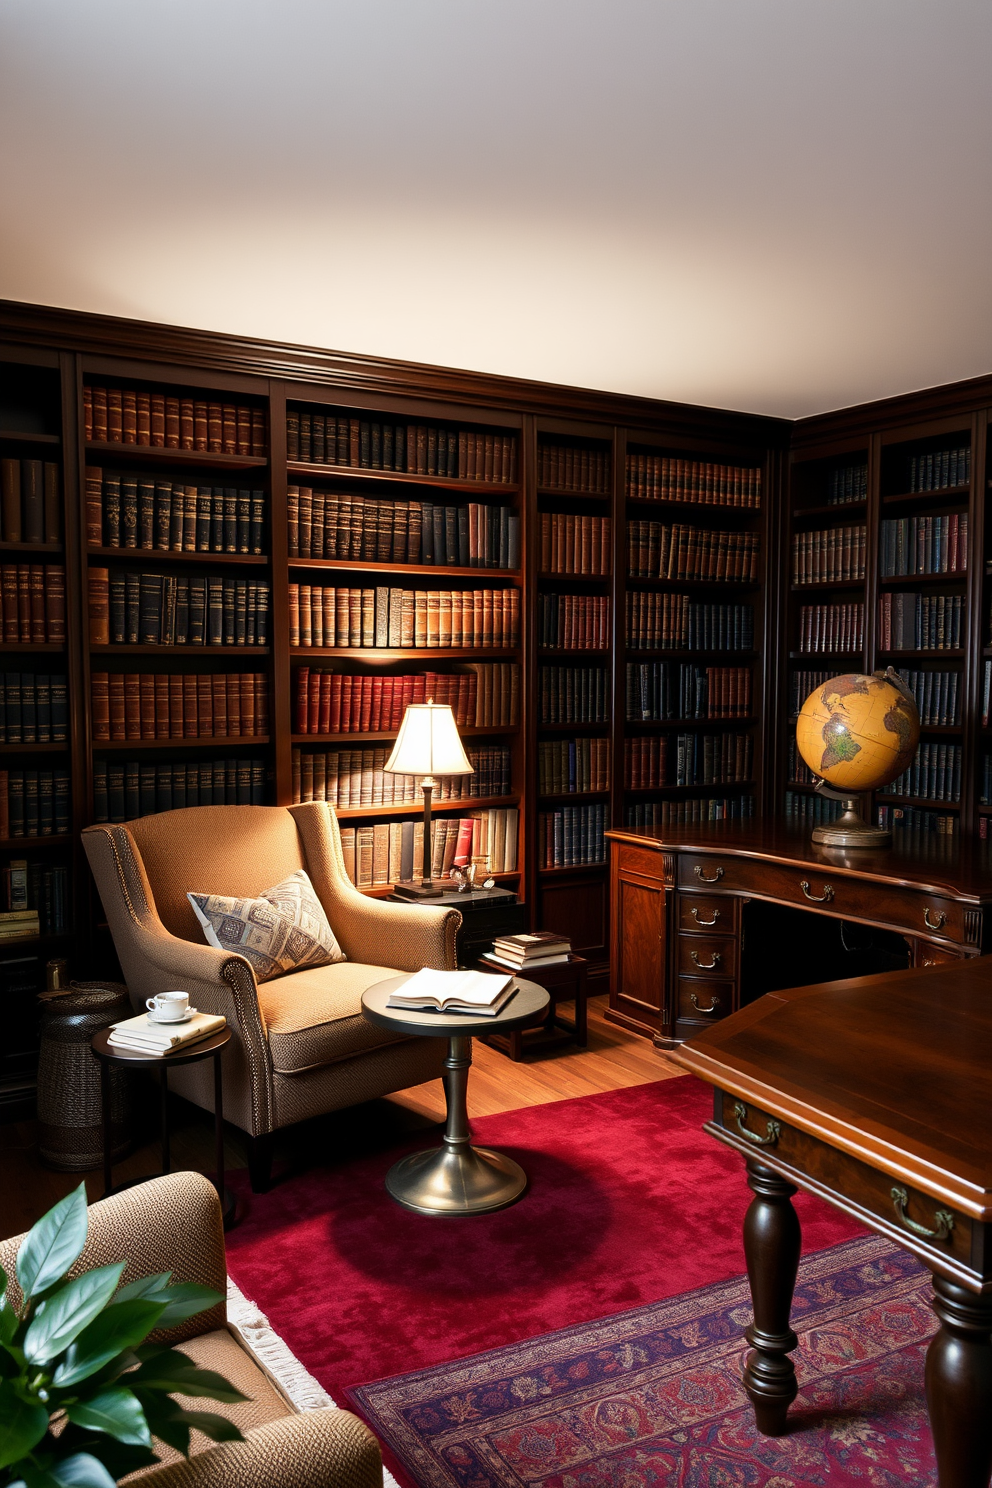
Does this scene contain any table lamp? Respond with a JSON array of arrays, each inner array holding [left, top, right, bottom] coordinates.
[[384, 700, 474, 899]]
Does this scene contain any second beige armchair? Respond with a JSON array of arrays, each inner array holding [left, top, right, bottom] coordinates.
[[83, 801, 460, 1189]]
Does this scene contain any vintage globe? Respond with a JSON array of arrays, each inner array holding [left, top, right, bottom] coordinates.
[[796, 670, 920, 794]]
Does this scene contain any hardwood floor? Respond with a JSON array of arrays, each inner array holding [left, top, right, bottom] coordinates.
[[1, 994, 684, 1239]]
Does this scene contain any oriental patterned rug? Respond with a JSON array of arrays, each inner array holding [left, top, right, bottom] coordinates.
[[351, 1234, 938, 1488]]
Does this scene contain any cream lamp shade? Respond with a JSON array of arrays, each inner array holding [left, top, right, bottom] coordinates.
[[383, 701, 474, 778]]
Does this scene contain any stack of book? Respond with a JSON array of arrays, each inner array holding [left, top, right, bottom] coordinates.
[[487, 930, 572, 972], [107, 1009, 226, 1056], [84, 387, 266, 455], [0, 908, 40, 943]]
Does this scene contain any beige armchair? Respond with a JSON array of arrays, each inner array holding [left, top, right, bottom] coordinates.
[[0, 1172, 383, 1488], [83, 802, 459, 1189]]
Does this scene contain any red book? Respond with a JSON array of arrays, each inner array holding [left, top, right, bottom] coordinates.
[[240, 673, 255, 735], [296, 666, 310, 732], [45, 566, 66, 643], [139, 675, 155, 739], [307, 671, 321, 734], [318, 672, 332, 733], [369, 677, 384, 732], [109, 675, 126, 739], [329, 674, 343, 733], [212, 675, 228, 737], [123, 674, 140, 738], [222, 405, 237, 455], [410, 673, 425, 705], [165, 397, 180, 448], [359, 675, 373, 731], [169, 675, 184, 737], [225, 674, 240, 736], [197, 676, 213, 736], [136, 393, 151, 446], [453, 817, 474, 866], [91, 673, 110, 740]]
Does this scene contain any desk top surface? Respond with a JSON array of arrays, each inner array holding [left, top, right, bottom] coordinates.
[[672, 956, 992, 1216], [607, 820, 992, 903]]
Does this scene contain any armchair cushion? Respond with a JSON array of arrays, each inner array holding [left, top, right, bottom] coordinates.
[[188, 869, 345, 982], [256, 962, 411, 1074]]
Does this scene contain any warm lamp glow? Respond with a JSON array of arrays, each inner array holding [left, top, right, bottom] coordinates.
[[384, 702, 474, 779]]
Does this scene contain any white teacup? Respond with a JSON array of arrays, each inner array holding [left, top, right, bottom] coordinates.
[[146, 991, 190, 1022]]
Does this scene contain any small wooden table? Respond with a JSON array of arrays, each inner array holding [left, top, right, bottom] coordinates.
[[672, 957, 992, 1488], [476, 953, 588, 1060], [91, 1026, 234, 1227]]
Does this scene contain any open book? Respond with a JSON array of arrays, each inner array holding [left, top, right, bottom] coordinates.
[[387, 968, 514, 1017]]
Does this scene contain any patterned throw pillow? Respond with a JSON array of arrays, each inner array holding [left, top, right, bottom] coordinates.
[[187, 869, 345, 982]]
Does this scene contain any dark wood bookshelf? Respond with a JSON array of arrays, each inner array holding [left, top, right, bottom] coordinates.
[[286, 461, 519, 497], [0, 835, 71, 850], [93, 736, 271, 751], [0, 540, 62, 555], [86, 547, 268, 566], [0, 742, 68, 755], [288, 557, 520, 580], [289, 646, 517, 661], [89, 645, 271, 657], [333, 794, 519, 820], [0, 430, 60, 445], [85, 442, 267, 471]]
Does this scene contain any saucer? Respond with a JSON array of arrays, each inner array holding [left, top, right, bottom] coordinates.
[[148, 1007, 197, 1025]]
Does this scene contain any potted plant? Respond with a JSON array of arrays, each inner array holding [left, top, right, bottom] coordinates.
[[0, 1183, 248, 1488]]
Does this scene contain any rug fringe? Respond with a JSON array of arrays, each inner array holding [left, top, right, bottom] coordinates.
[[226, 1278, 401, 1488]]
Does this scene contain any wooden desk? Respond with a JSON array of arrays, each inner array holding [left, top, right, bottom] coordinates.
[[606, 821, 992, 1047], [672, 957, 992, 1488]]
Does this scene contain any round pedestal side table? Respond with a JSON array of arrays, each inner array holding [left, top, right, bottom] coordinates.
[[362, 975, 549, 1217], [90, 1026, 235, 1228]]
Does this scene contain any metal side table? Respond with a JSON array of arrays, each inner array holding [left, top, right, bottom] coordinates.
[[362, 975, 549, 1217]]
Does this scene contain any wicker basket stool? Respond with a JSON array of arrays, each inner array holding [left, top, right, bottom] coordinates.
[[37, 980, 135, 1170]]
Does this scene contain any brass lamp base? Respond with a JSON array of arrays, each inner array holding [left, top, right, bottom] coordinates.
[[385, 1144, 527, 1216], [811, 795, 891, 849]]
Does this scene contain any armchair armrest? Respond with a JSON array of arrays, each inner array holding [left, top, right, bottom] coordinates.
[[135, 1408, 382, 1488], [333, 892, 462, 972]]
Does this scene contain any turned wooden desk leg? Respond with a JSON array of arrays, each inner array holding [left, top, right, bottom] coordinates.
[[742, 1158, 801, 1436], [925, 1276, 992, 1488]]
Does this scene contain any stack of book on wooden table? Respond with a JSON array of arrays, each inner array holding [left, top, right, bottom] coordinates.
[[486, 931, 572, 973], [0, 909, 39, 943]]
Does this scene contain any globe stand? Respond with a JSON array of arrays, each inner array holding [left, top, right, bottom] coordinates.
[[811, 782, 891, 848]]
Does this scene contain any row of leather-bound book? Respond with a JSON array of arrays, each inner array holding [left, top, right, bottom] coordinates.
[[85, 469, 266, 553], [293, 664, 518, 733], [91, 673, 269, 740], [89, 570, 270, 647], [339, 808, 519, 888], [0, 673, 68, 743], [287, 412, 518, 484], [292, 746, 511, 807], [0, 564, 66, 643], [625, 663, 752, 721], [93, 759, 267, 822], [84, 386, 266, 454], [625, 733, 754, 788], [288, 488, 519, 568], [1, 459, 60, 544], [0, 769, 70, 839], [287, 585, 519, 650]]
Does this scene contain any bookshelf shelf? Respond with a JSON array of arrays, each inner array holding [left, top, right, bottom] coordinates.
[[625, 716, 757, 728], [286, 462, 520, 497], [0, 835, 71, 850], [792, 501, 866, 522], [538, 790, 609, 804], [537, 863, 607, 877], [877, 649, 965, 660], [288, 557, 520, 580], [0, 743, 68, 755], [0, 430, 60, 446], [626, 575, 760, 591], [85, 442, 268, 471], [536, 487, 608, 501], [90, 645, 271, 657], [332, 794, 519, 821], [0, 541, 62, 555], [878, 571, 967, 586], [290, 647, 517, 661], [86, 547, 269, 567], [538, 571, 610, 583], [4, 642, 66, 654], [357, 869, 520, 899], [624, 782, 754, 795], [538, 647, 609, 659], [876, 794, 961, 811], [93, 736, 271, 751], [788, 650, 863, 661], [882, 486, 969, 507], [291, 726, 517, 744]]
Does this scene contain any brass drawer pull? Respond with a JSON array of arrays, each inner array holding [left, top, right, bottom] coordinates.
[[734, 1102, 780, 1147], [694, 865, 724, 883], [690, 992, 721, 1013], [691, 907, 720, 926], [923, 907, 946, 931], [891, 1186, 955, 1242], [800, 879, 834, 903], [690, 949, 722, 970]]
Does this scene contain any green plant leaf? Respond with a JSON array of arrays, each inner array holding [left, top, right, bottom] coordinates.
[[130, 1354, 249, 1403], [16, 1185, 88, 1300], [0, 1386, 49, 1468], [152, 1285, 224, 1329], [64, 1388, 150, 1447], [52, 1300, 164, 1388], [112, 1273, 172, 1304], [49, 1451, 117, 1488], [24, 1264, 125, 1364], [134, 1395, 190, 1458], [177, 1410, 244, 1444]]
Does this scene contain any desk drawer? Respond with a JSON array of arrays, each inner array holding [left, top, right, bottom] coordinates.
[[715, 1092, 973, 1273], [678, 894, 737, 934], [678, 935, 736, 978], [677, 854, 966, 944], [678, 977, 732, 1021]]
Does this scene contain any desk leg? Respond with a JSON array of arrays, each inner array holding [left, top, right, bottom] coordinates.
[[742, 1159, 801, 1436], [925, 1276, 992, 1488]]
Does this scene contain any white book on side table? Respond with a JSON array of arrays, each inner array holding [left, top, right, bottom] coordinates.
[[107, 1010, 226, 1055], [387, 968, 514, 1017]]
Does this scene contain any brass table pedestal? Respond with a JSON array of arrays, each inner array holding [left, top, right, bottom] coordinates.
[[362, 975, 550, 1217]]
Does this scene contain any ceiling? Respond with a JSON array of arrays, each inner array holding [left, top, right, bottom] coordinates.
[[2, 0, 991, 421]]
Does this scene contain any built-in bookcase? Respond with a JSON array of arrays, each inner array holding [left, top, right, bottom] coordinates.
[[784, 414, 986, 841], [620, 436, 768, 835]]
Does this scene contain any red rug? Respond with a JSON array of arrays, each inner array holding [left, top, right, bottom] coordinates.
[[350, 1233, 936, 1487], [225, 1077, 862, 1409]]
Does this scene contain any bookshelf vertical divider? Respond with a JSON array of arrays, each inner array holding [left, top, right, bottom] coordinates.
[[268, 382, 293, 804]]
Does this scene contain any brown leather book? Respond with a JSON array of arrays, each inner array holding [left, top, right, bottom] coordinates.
[[222, 405, 237, 454], [89, 567, 110, 645], [106, 389, 123, 443], [139, 675, 155, 739], [154, 675, 170, 738], [149, 395, 166, 447], [168, 674, 184, 737], [27, 565, 45, 641], [210, 674, 227, 736], [236, 407, 251, 456], [91, 672, 110, 739], [207, 403, 223, 454], [1, 459, 20, 542], [45, 565, 65, 644], [121, 391, 137, 444], [251, 408, 266, 457], [43, 463, 60, 544], [123, 673, 140, 738], [20, 460, 43, 544], [193, 402, 209, 451]]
